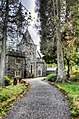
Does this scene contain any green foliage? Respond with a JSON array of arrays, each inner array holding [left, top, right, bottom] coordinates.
[[56, 83, 79, 117], [4, 76, 11, 86], [43, 51, 57, 64], [36, 0, 79, 71], [47, 63, 57, 68], [46, 74, 57, 82], [70, 74, 79, 82], [0, 84, 29, 104]]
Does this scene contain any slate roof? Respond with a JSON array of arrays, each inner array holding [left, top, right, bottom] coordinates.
[[18, 30, 35, 45], [24, 30, 34, 44], [36, 51, 42, 58], [47, 67, 57, 71]]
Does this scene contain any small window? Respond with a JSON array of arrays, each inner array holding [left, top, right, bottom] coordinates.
[[30, 52, 32, 55], [16, 58, 21, 64], [31, 65, 32, 74], [15, 70, 21, 77]]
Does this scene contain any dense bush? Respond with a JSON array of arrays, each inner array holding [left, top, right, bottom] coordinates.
[[4, 76, 11, 86], [70, 74, 79, 82], [46, 74, 57, 82]]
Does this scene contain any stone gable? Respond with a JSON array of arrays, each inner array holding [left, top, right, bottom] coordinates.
[[0, 30, 46, 78]]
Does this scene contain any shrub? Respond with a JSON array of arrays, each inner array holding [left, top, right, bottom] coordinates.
[[46, 74, 57, 82], [4, 76, 11, 86], [70, 74, 79, 82]]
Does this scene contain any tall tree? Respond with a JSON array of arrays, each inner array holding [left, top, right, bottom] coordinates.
[[35, 0, 79, 82], [55, 0, 67, 82], [0, 0, 31, 86], [0, 0, 9, 86], [36, 0, 67, 82], [63, 0, 79, 77]]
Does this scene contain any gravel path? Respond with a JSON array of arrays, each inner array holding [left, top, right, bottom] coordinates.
[[3, 77, 71, 119]]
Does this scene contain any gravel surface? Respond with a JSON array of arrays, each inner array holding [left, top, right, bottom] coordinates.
[[3, 77, 71, 119]]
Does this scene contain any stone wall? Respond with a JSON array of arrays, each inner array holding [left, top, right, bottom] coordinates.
[[5, 50, 25, 78], [5, 49, 47, 78]]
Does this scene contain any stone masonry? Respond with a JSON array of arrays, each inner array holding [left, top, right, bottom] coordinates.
[[5, 50, 25, 78], [0, 30, 46, 78]]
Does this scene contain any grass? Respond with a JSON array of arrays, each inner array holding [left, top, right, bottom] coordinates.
[[46, 73, 79, 117], [0, 83, 29, 118], [56, 82, 79, 117]]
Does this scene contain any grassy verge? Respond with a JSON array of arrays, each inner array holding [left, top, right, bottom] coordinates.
[[56, 82, 79, 117], [46, 73, 79, 117], [0, 83, 29, 118]]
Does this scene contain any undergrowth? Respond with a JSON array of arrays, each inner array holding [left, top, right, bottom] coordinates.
[[0, 84, 29, 118]]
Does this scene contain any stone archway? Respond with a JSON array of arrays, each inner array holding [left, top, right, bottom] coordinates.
[[37, 65, 42, 77]]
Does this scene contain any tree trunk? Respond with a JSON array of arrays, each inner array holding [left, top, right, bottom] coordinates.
[[0, 0, 9, 86], [0, 37, 6, 86], [56, 33, 66, 83], [70, 66, 72, 75], [55, 0, 67, 83], [67, 59, 70, 77], [65, 56, 70, 78]]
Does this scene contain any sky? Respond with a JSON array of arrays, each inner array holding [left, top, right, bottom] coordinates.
[[21, 0, 40, 51]]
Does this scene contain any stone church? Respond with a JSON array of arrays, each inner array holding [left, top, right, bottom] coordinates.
[[1, 30, 46, 79]]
